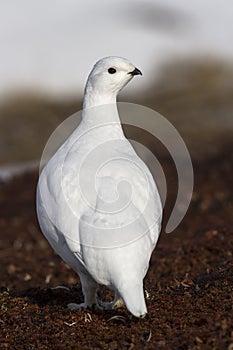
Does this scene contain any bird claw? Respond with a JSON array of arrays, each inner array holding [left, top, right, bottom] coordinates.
[[101, 298, 124, 310], [67, 302, 85, 311], [67, 302, 103, 313]]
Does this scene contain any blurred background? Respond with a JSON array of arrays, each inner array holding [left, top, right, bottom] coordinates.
[[0, 0, 233, 172], [1, 2, 233, 345]]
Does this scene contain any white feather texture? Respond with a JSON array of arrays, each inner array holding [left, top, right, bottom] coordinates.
[[36, 56, 162, 317]]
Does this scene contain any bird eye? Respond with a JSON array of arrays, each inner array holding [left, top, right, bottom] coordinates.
[[108, 67, 116, 74]]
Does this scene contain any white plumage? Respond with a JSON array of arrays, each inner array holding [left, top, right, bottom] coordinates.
[[36, 56, 162, 318]]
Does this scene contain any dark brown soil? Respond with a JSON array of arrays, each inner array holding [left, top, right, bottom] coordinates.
[[0, 148, 233, 349]]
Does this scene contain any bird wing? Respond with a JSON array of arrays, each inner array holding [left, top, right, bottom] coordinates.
[[38, 133, 162, 273]]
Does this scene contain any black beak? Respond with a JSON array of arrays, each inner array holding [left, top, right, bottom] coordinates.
[[129, 67, 142, 76]]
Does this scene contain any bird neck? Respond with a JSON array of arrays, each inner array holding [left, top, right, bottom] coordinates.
[[83, 86, 117, 109], [82, 84, 122, 125]]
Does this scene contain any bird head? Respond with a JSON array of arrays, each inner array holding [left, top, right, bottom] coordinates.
[[84, 56, 142, 108]]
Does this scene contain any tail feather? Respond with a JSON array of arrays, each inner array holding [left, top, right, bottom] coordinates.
[[118, 282, 147, 318]]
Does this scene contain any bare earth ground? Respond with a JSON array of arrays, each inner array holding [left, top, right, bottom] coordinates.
[[0, 146, 232, 350], [0, 59, 233, 349]]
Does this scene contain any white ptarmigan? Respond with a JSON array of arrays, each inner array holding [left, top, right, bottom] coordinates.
[[36, 56, 162, 318]]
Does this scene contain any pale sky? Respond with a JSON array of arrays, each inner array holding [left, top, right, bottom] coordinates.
[[1, 0, 233, 97]]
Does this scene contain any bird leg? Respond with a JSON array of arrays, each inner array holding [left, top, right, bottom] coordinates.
[[101, 292, 125, 310], [67, 272, 101, 312]]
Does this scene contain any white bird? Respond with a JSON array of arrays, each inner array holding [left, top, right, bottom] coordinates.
[[36, 56, 162, 318]]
